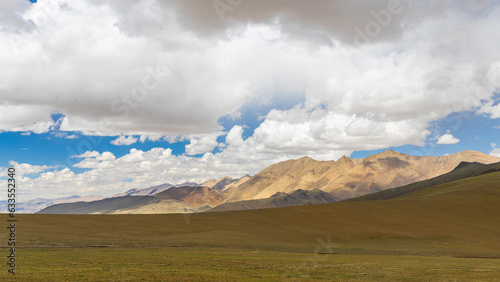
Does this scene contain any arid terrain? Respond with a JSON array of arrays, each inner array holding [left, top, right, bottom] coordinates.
[[3, 160, 500, 280], [38, 150, 499, 214]]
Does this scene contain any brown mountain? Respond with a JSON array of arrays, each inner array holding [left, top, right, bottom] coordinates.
[[210, 189, 338, 212], [225, 150, 500, 202], [201, 175, 251, 193], [38, 196, 196, 214], [112, 182, 199, 197], [38, 150, 499, 214], [154, 186, 226, 208], [346, 160, 500, 202]]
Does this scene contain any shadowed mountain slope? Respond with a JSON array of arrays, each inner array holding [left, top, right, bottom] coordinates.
[[346, 161, 500, 202], [38, 196, 195, 214], [210, 189, 338, 212], [37, 150, 499, 214], [202, 175, 251, 193], [154, 186, 226, 208], [113, 182, 199, 197]]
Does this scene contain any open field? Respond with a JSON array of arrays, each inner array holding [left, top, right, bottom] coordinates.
[[2, 171, 500, 280], [2, 247, 500, 281]]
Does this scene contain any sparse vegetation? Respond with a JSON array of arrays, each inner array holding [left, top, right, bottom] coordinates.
[[2, 248, 500, 281], [2, 171, 499, 280]]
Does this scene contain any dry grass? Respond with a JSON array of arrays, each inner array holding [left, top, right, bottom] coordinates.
[[1, 171, 499, 280]]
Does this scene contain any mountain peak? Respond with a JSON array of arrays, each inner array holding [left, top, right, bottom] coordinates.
[[381, 149, 398, 155], [372, 149, 404, 158], [337, 155, 351, 162], [297, 156, 314, 161], [336, 155, 354, 168]]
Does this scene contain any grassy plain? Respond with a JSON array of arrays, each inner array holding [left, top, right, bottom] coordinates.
[[2, 248, 500, 281], [1, 171, 499, 280]]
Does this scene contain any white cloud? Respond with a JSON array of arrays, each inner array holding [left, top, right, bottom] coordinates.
[[3, 1, 500, 201], [111, 135, 138, 146], [99, 152, 116, 162], [437, 133, 460, 145], [226, 126, 245, 147], [75, 151, 100, 158], [479, 102, 500, 119], [490, 148, 500, 158], [9, 121, 55, 134], [54, 132, 78, 139], [139, 135, 163, 143], [72, 151, 116, 169], [185, 133, 223, 155], [0, 161, 55, 178], [0, 0, 499, 143]]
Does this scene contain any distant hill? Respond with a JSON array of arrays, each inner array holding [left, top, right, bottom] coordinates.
[[201, 175, 251, 193], [0, 195, 104, 214], [155, 186, 226, 208], [37, 150, 500, 214], [346, 161, 500, 202], [210, 189, 338, 212], [38, 186, 228, 214], [112, 182, 199, 197], [38, 196, 196, 214]]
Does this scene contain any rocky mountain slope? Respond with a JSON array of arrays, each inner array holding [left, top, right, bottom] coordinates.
[[201, 175, 251, 192], [154, 186, 226, 208], [226, 150, 500, 202], [38, 150, 500, 214], [112, 182, 198, 197], [346, 160, 500, 202], [210, 189, 338, 212], [38, 196, 196, 214]]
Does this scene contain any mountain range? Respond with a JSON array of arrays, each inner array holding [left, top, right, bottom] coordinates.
[[210, 189, 338, 212], [112, 182, 199, 197], [224, 150, 499, 202], [38, 150, 500, 214], [0, 195, 103, 214]]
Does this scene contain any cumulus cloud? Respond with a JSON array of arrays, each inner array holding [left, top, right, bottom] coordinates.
[[3, 1, 500, 200], [9, 121, 55, 134], [0, 161, 55, 178], [490, 148, 500, 157], [185, 133, 223, 155], [479, 101, 500, 119], [111, 135, 138, 146], [76, 151, 101, 158], [490, 143, 500, 157], [437, 133, 460, 145], [1, 0, 499, 140], [226, 125, 245, 147], [53, 132, 78, 139], [10, 147, 248, 200], [73, 151, 116, 169]]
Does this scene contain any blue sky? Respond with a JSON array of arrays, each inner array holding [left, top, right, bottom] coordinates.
[[1, 0, 500, 201], [353, 111, 500, 158], [1, 109, 498, 178]]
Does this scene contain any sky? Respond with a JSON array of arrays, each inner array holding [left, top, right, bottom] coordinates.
[[1, 0, 500, 201]]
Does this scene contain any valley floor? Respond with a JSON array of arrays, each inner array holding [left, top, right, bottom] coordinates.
[[1, 247, 500, 281], [3, 172, 500, 280]]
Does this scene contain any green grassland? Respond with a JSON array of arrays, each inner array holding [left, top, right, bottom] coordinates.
[[1, 171, 500, 280]]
